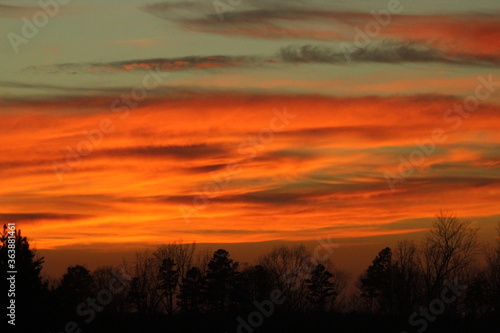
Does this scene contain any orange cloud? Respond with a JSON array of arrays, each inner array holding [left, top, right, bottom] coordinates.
[[1, 91, 499, 250]]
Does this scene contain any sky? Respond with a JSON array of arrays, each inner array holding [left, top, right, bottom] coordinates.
[[0, 0, 499, 276]]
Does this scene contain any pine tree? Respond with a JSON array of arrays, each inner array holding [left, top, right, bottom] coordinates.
[[158, 258, 179, 316], [0, 225, 47, 326], [177, 267, 205, 314], [56, 265, 96, 312], [205, 249, 239, 313], [359, 247, 393, 313], [305, 264, 337, 312]]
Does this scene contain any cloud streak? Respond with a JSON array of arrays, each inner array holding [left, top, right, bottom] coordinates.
[[24, 55, 260, 74], [24, 40, 498, 79], [280, 41, 500, 66]]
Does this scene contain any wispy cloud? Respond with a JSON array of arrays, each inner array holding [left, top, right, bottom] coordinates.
[[22, 40, 499, 79], [280, 41, 500, 66], [0, 213, 91, 223], [24, 55, 260, 74]]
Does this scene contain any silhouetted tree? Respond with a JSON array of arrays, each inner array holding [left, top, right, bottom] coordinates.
[[126, 250, 162, 313], [0, 224, 47, 325], [259, 244, 312, 312], [205, 249, 239, 313], [464, 273, 490, 317], [56, 265, 95, 312], [125, 243, 197, 314], [359, 247, 393, 313], [92, 266, 129, 313], [241, 264, 274, 302], [127, 276, 144, 312], [484, 223, 500, 315], [392, 240, 421, 314], [159, 258, 179, 316], [326, 267, 350, 313], [154, 242, 196, 282], [420, 211, 479, 303], [178, 267, 205, 314], [305, 264, 337, 312]]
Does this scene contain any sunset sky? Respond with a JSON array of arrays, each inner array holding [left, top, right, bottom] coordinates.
[[1, 0, 499, 276]]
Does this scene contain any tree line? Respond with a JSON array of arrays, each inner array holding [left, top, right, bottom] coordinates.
[[1, 211, 499, 332], [45, 244, 350, 317], [354, 212, 499, 318]]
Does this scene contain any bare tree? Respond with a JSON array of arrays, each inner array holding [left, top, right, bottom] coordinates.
[[195, 247, 213, 273], [258, 244, 349, 312], [127, 250, 163, 313], [259, 244, 310, 279], [325, 267, 350, 312], [420, 211, 480, 302], [259, 244, 314, 312], [151, 242, 196, 314], [392, 240, 422, 314], [484, 223, 500, 315], [92, 266, 129, 313], [153, 242, 196, 281]]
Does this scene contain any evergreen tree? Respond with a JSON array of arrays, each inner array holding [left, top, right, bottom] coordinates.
[[359, 247, 393, 313], [0, 224, 47, 326], [305, 264, 337, 312], [205, 249, 239, 313], [158, 258, 179, 316], [177, 267, 205, 314], [56, 265, 96, 312]]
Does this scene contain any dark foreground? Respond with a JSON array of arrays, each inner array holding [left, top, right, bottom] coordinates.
[[12, 312, 500, 333]]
